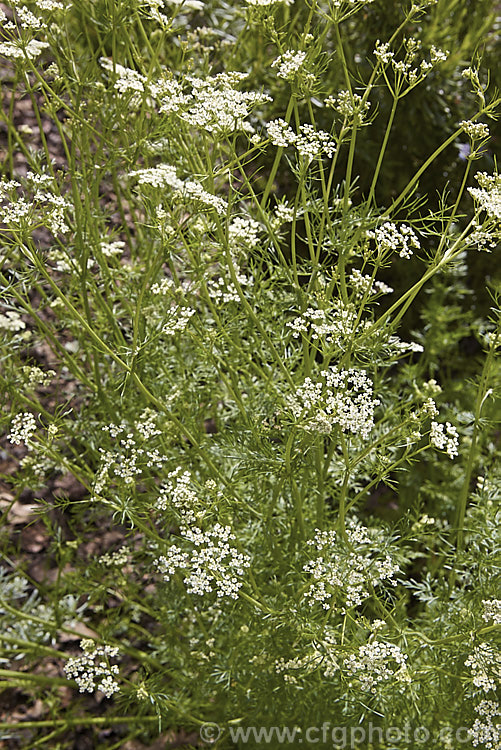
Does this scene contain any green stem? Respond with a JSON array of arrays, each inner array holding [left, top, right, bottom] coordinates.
[[454, 332, 498, 558], [368, 95, 398, 205], [260, 95, 295, 209], [0, 717, 159, 730]]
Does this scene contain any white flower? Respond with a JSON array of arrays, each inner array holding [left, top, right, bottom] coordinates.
[[460, 120, 490, 140], [0, 39, 49, 60], [430, 421, 459, 459], [267, 118, 297, 148], [482, 600, 501, 626], [326, 90, 370, 122], [349, 269, 393, 297], [288, 367, 380, 439], [0, 310, 26, 331], [155, 524, 251, 600], [64, 640, 120, 698], [367, 221, 420, 259], [303, 524, 399, 612], [229, 216, 261, 247], [245, 0, 294, 6], [8, 413, 37, 447], [267, 120, 335, 161], [295, 123, 336, 161], [344, 641, 408, 692], [100, 59, 147, 94], [374, 40, 394, 65], [130, 164, 228, 215], [180, 72, 271, 135], [468, 172, 501, 221], [470, 701, 501, 749], [271, 50, 306, 81], [465, 644, 501, 694], [161, 306, 195, 335]]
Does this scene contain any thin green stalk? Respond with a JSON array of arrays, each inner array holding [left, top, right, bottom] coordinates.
[[0, 717, 159, 730], [368, 94, 399, 205], [0, 669, 69, 687], [260, 95, 295, 209], [454, 332, 498, 559]]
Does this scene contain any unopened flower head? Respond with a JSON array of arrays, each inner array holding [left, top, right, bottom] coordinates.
[[460, 120, 490, 140]]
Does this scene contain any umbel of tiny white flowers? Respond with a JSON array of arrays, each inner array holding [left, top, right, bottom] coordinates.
[[287, 367, 380, 438], [155, 523, 251, 599], [64, 640, 120, 699]]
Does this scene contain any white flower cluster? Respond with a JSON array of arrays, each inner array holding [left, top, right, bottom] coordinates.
[[22, 365, 56, 389], [267, 118, 296, 147], [271, 50, 306, 81], [98, 547, 129, 567], [100, 239, 125, 258], [470, 701, 501, 750], [0, 309, 26, 331], [103, 63, 270, 135], [349, 269, 393, 297], [0, 173, 71, 234], [366, 221, 420, 259], [388, 336, 424, 354], [129, 164, 228, 215], [267, 119, 336, 162], [482, 600, 501, 625], [288, 367, 380, 438], [8, 412, 37, 447], [465, 643, 501, 694], [344, 641, 409, 693], [468, 172, 501, 221], [181, 73, 271, 135], [64, 640, 120, 699], [0, 40, 49, 60], [150, 278, 175, 295], [162, 306, 195, 335], [245, 0, 294, 6], [273, 202, 296, 225], [155, 524, 251, 599], [150, 76, 191, 113], [374, 39, 448, 86], [165, 0, 204, 10], [302, 525, 399, 611], [157, 467, 199, 524], [460, 121, 490, 140], [15, 6, 44, 29], [275, 654, 313, 685], [93, 413, 166, 496], [325, 90, 371, 123], [100, 59, 146, 95], [330, 0, 374, 6], [430, 421, 459, 459], [35, 0, 67, 9], [229, 216, 261, 248], [466, 223, 497, 253], [207, 267, 251, 304], [286, 303, 370, 348]]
